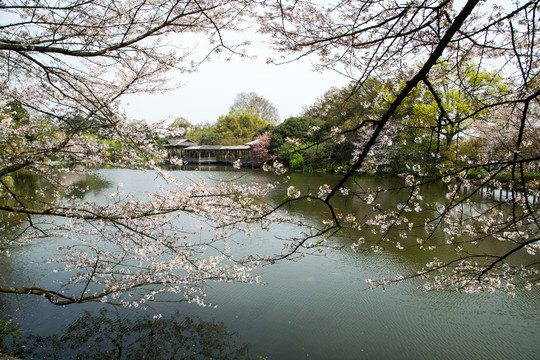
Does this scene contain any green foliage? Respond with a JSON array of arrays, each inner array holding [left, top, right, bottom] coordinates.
[[199, 131, 223, 145], [276, 63, 516, 176], [303, 78, 384, 128], [0, 315, 22, 354], [1, 175, 15, 189], [268, 116, 322, 151], [411, 62, 510, 147], [215, 109, 269, 145], [230, 92, 280, 124], [288, 152, 304, 169], [62, 113, 101, 134], [1, 99, 29, 125], [269, 131, 282, 149]]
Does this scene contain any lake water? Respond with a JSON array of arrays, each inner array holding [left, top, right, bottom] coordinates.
[[1, 167, 539, 359]]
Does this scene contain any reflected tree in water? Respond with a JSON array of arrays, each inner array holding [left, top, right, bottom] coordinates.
[[17, 309, 250, 360]]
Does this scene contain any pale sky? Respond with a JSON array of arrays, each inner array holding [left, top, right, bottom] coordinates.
[[121, 35, 351, 125], [120, 0, 509, 126]]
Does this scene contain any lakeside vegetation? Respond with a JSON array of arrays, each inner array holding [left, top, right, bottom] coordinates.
[[6, 66, 536, 186], [164, 74, 539, 186]]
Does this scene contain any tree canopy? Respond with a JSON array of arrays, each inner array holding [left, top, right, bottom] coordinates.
[[215, 109, 269, 145], [230, 92, 280, 124]]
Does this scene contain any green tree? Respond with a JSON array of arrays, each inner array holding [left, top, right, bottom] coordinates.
[[288, 152, 304, 169], [411, 62, 510, 148], [199, 131, 223, 145], [268, 116, 322, 150], [300, 77, 420, 173], [215, 109, 269, 145], [230, 92, 280, 124], [304, 78, 385, 129]]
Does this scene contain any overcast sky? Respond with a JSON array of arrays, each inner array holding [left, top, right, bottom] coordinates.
[[120, 0, 483, 126], [121, 35, 351, 125]]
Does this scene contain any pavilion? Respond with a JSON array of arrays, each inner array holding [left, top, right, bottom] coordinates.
[[164, 139, 257, 165]]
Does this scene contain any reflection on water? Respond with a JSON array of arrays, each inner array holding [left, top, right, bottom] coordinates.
[[0, 169, 111, 239], [16, 308, 250, 360], [0, 168, 539, 360]]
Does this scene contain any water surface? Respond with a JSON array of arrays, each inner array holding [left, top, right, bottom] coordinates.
[[0, 168, 538, 359]]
